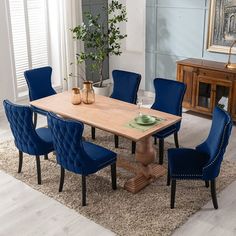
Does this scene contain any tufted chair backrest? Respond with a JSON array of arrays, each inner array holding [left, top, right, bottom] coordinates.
[[196, 107, 233, 179], [47, 113, 94, 174], [110, 70, 141, 104], [151, 78, 186, 131], [3, 100, 51, 155], [24, 66, 56, 101]]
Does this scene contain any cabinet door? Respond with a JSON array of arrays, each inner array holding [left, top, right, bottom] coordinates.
[[195, 77, 214, 113], [177, 65, 196, 108], [214, 80, 232, 112], [196, 76, 232, 114]]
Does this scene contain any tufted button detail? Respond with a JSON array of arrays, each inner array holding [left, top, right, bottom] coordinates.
[[47, 112, 117, 175], [3, 100, 54, 155]]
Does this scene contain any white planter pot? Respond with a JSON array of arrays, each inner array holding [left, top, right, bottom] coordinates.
[[93, 84, 111, 96]]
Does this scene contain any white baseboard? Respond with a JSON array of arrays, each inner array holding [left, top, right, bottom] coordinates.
[[182, 108, 189, 113], [0, 107, 5, 118], [143, 90, 154, 98], [138, 89, 154, 97]]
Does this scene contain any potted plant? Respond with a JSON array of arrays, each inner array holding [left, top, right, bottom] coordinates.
[[71, 0, 127, 96]]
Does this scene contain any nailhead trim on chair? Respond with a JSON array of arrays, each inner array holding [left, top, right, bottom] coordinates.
[[171, 174, 203, 178], [203, 113, 231, 171]]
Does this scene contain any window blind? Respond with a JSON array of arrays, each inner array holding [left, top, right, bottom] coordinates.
[[8, 0, 49, 95]]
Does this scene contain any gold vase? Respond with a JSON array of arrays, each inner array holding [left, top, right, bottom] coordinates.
[[82, 81, 95, 104], [71, 87, 81, 105]]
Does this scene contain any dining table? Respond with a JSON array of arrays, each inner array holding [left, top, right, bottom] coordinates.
[[31, 91, 181, 193]]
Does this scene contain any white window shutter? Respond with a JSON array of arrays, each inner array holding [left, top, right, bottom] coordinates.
[[27, 0, 48, 68], [8, 0, 29, 92], [8, 0, 49, 97]]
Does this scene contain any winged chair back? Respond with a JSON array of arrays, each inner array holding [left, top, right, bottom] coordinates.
[[24, 66, 56, 101], [151, 78, 186, 131], [3, 100, 52, 155], [110, 70, 141, 104], [47, 112, 98, 175], [196, 107, 233, 179]]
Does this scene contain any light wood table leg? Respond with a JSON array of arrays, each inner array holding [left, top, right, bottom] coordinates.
[[117, 136, 166, 193]]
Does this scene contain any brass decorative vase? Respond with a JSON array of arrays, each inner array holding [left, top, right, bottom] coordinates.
[[71, 87, 81, 105], [82, 81, 95, 104]]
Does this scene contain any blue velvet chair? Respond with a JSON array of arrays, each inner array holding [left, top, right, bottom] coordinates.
[[151, 78, 186, 164], [91, 70, 141, 153], [47, 112, 117, 206], [24, 66, 56, 126], [110, 70, 141, 103], [168, 107, 233, 209], [3, 100, 54, 184]]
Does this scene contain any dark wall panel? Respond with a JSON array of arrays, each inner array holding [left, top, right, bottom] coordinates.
[[82, 0, 109, 83]]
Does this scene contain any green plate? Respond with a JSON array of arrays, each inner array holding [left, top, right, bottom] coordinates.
[[134, 116, 157, 125]]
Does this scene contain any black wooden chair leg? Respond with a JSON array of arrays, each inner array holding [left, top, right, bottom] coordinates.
[[59, 167, 65, 192], [33, 112, 38, 127], [205, 180, 209, 188], [171, 179, 176, 209], [159, 138, 164, 165], [111, 163, 117, 190], [131, 141, 136, 154], [114, 135, 119, 148], [18, 151, 23, 173], [91, 127, 96, 140], [174, 132, 179, 148], [210, 179, 218, 209], [82, 175, 86, 206], [44, 154, 48, 160], [167, 165, 170, 186], [36, 155, 41, 185], [154, 137, 157, 145]]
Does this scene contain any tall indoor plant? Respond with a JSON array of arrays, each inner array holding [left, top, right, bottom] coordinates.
[[72, 0, 127, 94]]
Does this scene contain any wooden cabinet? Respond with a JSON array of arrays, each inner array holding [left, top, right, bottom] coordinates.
[[177, 58, 236, 120], [232, 81, 236, 119]]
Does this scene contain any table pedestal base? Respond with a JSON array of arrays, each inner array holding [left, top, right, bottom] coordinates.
[[124, 164, 166, 193], [117, 136, 167, 193]]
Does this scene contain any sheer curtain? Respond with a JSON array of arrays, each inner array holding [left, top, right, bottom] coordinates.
[[59, 0, 84, 90]]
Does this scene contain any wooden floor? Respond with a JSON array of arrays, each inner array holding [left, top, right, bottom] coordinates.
[[0, 171, 114, 236], [172, 180, 236, 236], [0, 108, 236, 235]]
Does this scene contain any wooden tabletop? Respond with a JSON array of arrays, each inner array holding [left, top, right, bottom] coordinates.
[[31, 91, 181, 141]]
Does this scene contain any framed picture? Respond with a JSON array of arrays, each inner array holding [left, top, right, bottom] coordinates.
[[207, 0, 236, 54]]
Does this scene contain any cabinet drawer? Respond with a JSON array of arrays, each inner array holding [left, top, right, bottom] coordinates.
[[198, 69, 234, 81]]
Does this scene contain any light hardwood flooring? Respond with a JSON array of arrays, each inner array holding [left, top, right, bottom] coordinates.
[[172, 180, 236, 236], [0, 170, 114, 236], [0, 108, 236, 235]]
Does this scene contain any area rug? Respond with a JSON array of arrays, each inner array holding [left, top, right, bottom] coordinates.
[[1, 126, 236, 236]]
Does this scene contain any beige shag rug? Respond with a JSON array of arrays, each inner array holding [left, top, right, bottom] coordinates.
[[1, 126, 236, 236]]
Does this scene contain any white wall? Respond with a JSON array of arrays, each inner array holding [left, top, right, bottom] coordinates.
[[0, 0, 15, 114], [109, 0, 146, 89], [146, 0, 236, 91]]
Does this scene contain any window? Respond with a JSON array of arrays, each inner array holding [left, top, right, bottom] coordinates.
[[8, 0, 50, 98]]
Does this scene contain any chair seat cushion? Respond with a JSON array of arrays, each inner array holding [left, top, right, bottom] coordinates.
[[36, 127, 53, 143], [83, 141, 117, 173], [168, 148, 209, 179], [153, 124, 177, 139]]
